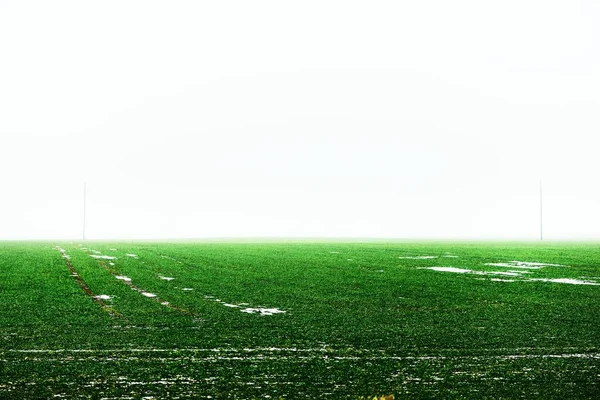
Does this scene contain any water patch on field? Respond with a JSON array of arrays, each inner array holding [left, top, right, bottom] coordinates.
[[126, 254, 138, 258], [182, 288, 193, 291], [109, 248, 117, 251], [516, 261, 565, 267], [485, 261, 565, 269], [240, 307, 286, 316], [116, 276, 132, 282], [489, 271, 522, 276], [141, 292, 157, 298], [427, 264, 598, 286], [159, 276, 175, 281], [428, 267, 471, 273], [204, 295, 286, 315], [426, 267, 520, 277], [329, 251, 340, 254], [485, 263, 542, 269], [91, 250, 101, 254], [527, 278, 599, 286], [94, 295, 113, 300], [399, 256, 438, 259], [91, 255, 117, 260]]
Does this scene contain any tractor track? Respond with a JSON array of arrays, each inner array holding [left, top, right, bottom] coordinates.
[[55, 246, 125, 319]]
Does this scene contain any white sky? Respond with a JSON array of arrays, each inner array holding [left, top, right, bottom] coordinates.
[[1, 0, 599, 240]]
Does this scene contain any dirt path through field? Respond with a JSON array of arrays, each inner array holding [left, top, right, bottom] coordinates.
[[55, 246, 125, 319]]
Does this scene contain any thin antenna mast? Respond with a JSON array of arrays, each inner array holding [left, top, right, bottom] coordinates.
[[539, 180, 543, 241], [83, 182, 87, 240]]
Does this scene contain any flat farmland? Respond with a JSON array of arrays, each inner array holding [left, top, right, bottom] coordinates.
[[0, 241, 599, 398]]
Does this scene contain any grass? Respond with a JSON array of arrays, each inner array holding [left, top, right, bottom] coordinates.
[[0, 241, 599, 398]]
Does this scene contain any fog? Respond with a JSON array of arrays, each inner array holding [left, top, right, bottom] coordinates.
[[1, 1, 599, 240]]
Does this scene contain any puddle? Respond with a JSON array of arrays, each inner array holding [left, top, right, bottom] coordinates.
[[489, 271, 523, 276], [515, 261, 565, 267], [116, 276, 132, 282], [141, 292, 157, 298], [443, 255, 459, 258], [240, 307, 286, 316], [428, 266, 598, 286], [182, 288, 193, 291], [485, 263, 543, 269], [428, 267, 471, 273], [329, 251, 340, 254], [528, 278, 599, 286], [91, 250, 101, 254], [399, 256, 438, 259], [197, 292, 287, 316], [159, 276, 175, 281], [126, 254, 138, 258], [203, 294, 286, 315], [485, 261, 564, 269], [94, 295, 112, 300], [91, 255, 117, 260], [426, 267, 520, 277]]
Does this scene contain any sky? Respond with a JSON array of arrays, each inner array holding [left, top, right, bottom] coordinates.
[[1, 0, 599, 240]]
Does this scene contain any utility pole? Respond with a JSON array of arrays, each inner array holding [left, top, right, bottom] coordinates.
[[539, 180, 543, 241], [83, 182, 87, 240]]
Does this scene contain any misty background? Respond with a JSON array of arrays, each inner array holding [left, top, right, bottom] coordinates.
[[1, 1, 599, 240]]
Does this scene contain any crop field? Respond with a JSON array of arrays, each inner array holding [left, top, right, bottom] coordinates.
[[0, 241, 599, 398]]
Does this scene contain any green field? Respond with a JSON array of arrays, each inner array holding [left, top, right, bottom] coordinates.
[[0, 241, 599, 398]]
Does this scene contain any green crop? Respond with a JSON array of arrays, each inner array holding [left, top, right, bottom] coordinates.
[[1, 241, 598, 398]]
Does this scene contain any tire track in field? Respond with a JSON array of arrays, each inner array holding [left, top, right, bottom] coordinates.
[[148, 251, 287, 315], [78, 247, 202, 319], [55, 246, 125, 319]]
